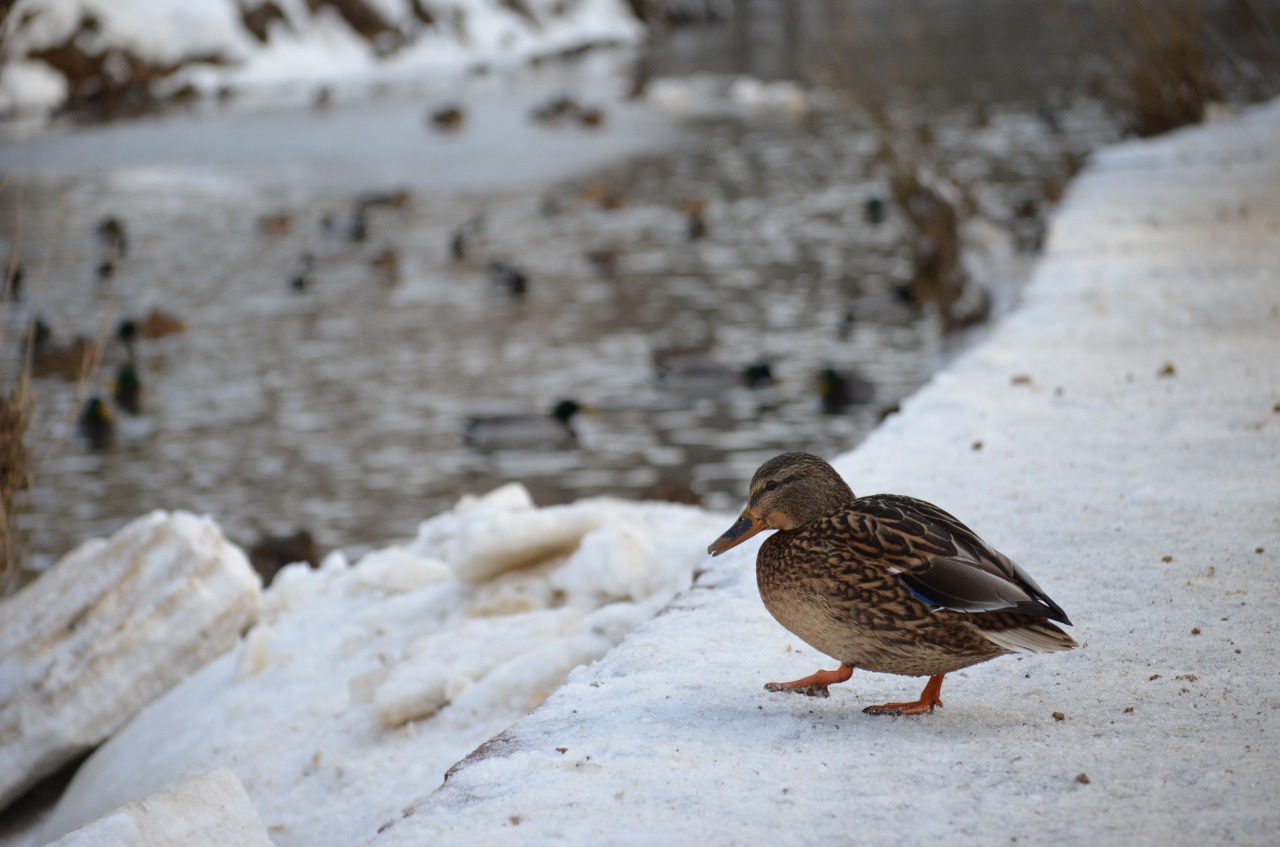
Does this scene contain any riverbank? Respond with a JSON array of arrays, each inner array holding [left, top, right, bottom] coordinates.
[[369, 102, 1280, 845]]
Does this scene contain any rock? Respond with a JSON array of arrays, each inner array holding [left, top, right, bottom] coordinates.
[[0, 511, 260, 812], [47, 767, 271, 847]]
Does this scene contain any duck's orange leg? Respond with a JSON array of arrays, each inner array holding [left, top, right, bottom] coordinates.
[[863, 674, 945, 716], [764, 664, 853, 698]]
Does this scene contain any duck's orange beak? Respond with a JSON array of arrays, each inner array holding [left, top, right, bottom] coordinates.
[[707, 509, 769, 556]]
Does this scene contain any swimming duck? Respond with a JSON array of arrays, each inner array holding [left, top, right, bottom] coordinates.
[[450, 216, 484, 262], [707, 452, 1075, 715], [464, 399, 586, 451], [653, 346, 774, 394], [23, 319, 96, 380], [112, 362, 143, 415], [96, 216, 128, 257], [487, 260, 528, 298], [289, 253, 315, 293], [429, 104, 465, 132], [531, 93, 579, 125], [77, 396, 115, 450], [137, 307, 186, 339], [817, 366, 875, 414]]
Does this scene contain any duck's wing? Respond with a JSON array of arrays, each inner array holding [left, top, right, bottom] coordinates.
[[851, 494, 1072, 625]]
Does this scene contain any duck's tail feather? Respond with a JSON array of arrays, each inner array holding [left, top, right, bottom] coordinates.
[[975, 619, 1078, 654]]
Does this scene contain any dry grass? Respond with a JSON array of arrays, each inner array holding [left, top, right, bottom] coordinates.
[[1, 245, 34, 596], [0, 373, 33, 597], [0, 189, 110, 596], [869, 120, 990, 333], [803, 5, 990, 332], [1086, 0, 1222, 137], [1068, 0, 1280, 138]]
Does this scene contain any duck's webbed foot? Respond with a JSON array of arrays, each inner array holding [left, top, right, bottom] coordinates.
[[764, 664, 853, 698], [862, 674, 945, 716]]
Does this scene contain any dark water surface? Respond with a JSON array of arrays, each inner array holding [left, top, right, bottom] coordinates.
[[1, 3, 1125, 569]]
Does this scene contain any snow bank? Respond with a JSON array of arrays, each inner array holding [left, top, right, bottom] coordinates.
[[33, 486, 729, 847], [0, 0, 644, 117], [365, 103, 1280, 844], [47, 768, 270, 847], [0, 511, 259, 812]]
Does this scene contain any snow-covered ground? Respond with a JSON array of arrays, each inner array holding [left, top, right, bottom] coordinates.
[[361, 104, 1278, 843]]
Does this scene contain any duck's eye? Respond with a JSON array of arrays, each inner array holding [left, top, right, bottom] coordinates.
[[764, 480, 779, 492]]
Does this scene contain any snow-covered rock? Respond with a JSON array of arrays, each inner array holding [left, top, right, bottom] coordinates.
[[32, 488, 729, 847], [47, 767, 270, 847], [0, 511, 260, 813]]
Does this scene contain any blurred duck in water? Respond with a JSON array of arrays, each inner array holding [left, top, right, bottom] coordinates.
[[77, 396, 115, 450], [112, 362, 143, 415], [97, 215, 128, 257], [116, 319, 138, 359], [817, 366, 875, 414], [429, 104, 465, 132], [487, 260, 528, 298], [138, 308, 186, 339], [464, 399, 588, 451], [23, 318, 96, 380], [653, 345, 775, 395], [290, 253, 315, 293], [450, 216, 484, 263]]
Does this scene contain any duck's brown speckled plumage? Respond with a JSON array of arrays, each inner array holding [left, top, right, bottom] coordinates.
[[708, 452, 1076, 714]]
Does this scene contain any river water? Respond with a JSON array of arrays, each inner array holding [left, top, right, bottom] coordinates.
[[1, 2, 1129, 570]]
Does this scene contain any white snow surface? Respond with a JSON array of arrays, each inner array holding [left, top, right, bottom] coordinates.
[[32, 486, 730, 847], [48, 768, 270, 847], [0, 0, 643, 115], [363, 105, 1280, 844]]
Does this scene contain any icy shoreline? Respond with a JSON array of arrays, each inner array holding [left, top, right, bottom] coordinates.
[[15, 488, 729, 847]]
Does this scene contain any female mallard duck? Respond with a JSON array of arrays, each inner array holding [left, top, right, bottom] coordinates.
[[708, 452, 1075, 715]]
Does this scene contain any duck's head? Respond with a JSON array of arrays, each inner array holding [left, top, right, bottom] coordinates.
[[742, 362, 775, 388], [707, 452, 855, 556], [82, 396, 114, 424], [551, 399, 582, 424]]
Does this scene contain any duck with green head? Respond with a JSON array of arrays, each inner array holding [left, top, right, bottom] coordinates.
[[77, 396, 115, 450], [708, 452, 1075, 715], [463, 399, 588, 451], [112, 363, 143, 415]]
